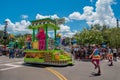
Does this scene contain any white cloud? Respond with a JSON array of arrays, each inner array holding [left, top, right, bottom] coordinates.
[[51, 14, 59, 19], [36, 14, 50, 20], [35, 14, 75, 37], [0, 18, 31, 35], [93, 0, 116, 27], [58, 25, 78, 38], [69, 0, 117, 27], [63, 30, 77, 38], [21, 15, 28, 19], [0, 14, 73, 36], [48, 24, 72, 38], [69, 6, 94, 21], [69, 12, 83, 20], [36, 14, 72, 23], [63, 17, 71, 22], [36, 14, 59, 20], [59, 24, 70, 32], [0, 24, 4, 30], [46, 24, 72, 37]]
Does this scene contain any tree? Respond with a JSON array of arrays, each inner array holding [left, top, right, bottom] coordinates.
[[16, 35, 26, 48], [0, 30, 3, 44], [74, 28, 104, 45], [108, 28, 120, 48]]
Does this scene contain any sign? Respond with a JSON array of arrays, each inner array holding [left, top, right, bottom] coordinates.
[[55, 18, 65, 25]]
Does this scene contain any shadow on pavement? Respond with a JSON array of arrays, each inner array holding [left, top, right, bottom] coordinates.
[[89, 72, 101, 77], [21, 63, 71, 68], [80, 59, 91, 62]]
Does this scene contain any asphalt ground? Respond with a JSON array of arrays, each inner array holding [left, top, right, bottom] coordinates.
[[0, 56, 120, 80]]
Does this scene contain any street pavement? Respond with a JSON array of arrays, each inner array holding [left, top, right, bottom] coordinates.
[[53, 59, 120, 80], [0, 55, 120, 80]]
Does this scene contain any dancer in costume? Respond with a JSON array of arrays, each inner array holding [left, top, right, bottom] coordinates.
[[89, 45, 101, 75], [107, 47, 113, 66]]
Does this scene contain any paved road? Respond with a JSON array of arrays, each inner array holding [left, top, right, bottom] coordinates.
[[0, 56, 59, 80], [0, 56, 120, 80], [53, 59, 120, 80]]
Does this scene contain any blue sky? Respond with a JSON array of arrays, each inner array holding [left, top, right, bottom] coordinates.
[[0, 0, 120, 36], [0, 0, 91, 21]]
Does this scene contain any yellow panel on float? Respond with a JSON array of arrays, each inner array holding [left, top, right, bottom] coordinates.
[[32, 41, 39, 49]]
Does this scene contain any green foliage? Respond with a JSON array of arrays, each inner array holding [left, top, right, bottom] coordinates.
[[0, 30, 10, 45], [107, 28, 120, 48], [16, 36, 26, 47], [75, 28, 104, 45], [74, 24, 120, 48]]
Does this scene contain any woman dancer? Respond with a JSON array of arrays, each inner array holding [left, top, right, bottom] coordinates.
[[89, 45, 101, 75]]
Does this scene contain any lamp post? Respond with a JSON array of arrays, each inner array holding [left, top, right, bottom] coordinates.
[[3, 20, 8, 48], [116, 18, 119, 28]]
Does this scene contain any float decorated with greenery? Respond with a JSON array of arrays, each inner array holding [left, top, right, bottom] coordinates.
[[24, 18, 73, 66]]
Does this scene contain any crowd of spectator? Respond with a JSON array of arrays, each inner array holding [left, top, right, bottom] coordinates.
[[71, 45, 120, 61], [0, 44, 120, 61], [0, 47, 25, 58]]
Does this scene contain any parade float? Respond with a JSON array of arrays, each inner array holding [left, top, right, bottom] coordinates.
[[24, 18, 73, 66]]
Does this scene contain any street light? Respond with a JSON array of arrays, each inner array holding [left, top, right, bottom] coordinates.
[[3, 20, 8, 47], [116, 18, 119, 28]]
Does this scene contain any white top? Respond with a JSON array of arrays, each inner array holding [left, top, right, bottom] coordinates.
[[108, 48, 112, 54], [74, 48, 79, 51], [113, 48, 117, 53]]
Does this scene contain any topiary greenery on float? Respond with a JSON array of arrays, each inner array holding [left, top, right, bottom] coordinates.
[[24, 50, 72, 65]]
